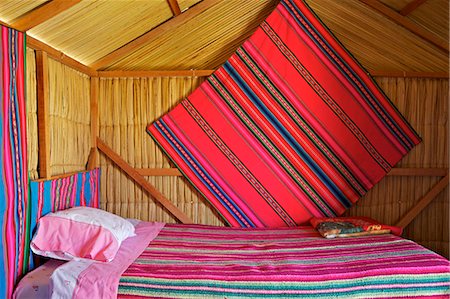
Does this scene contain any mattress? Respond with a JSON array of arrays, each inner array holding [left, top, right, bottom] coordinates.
[[15, 223, 450, 299], [118, 224, 449, 298]]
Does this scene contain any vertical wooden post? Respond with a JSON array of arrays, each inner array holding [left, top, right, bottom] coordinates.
[[88, 76, 99, 170], [36, 50, 50, 179]]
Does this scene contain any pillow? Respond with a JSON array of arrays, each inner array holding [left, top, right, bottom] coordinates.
[[310, 216, 402, 239], [31, 207, 135, 262]]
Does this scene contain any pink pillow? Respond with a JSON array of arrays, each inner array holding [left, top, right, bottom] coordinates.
[[31, 207, 135, 262]]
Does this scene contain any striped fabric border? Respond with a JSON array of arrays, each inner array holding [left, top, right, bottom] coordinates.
[[148, 0, 421, 227], [118, 224, 450, 298], [0, 25, 28, 299], [28, 169, 100, 268]]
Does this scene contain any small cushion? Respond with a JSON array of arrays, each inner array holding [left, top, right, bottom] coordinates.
[[310, 216, 402, 239], [30, 207, 135, 262]]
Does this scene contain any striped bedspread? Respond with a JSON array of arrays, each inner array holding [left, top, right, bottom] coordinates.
[[148, 0, 421, 228], [118, 224, 450, 298]]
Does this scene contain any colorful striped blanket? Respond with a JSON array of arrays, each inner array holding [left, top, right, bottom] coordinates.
[[118, 224, 450, 298], [148, 0, 421, 227]]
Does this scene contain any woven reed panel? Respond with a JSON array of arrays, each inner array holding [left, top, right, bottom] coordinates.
[[28, 0, 172, 66], [48, 58, 91, 176], [0, 0, 46, 23], [106, 0, 278, 71], [409, 0, 449, 41], [346, 78, 449, 258], [26, 47, 38, 180], [304, 0, 448, 72], [98, 76, 224, 225]]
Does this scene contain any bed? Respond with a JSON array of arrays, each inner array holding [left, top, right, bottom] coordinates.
[[14, 218, 450, 299]]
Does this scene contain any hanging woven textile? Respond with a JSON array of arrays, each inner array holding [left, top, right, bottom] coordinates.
[[148, 0, 421, 228]]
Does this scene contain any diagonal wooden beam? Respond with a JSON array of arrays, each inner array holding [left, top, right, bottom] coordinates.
[[359, 0, 448, 53], [9, 0, 81, 32], [399, 0, 427, 16], [90, 0, 220, 70], [396, 174, 449, 228], [167, 0, 182, 16], [96, 138, 193, 224], [27, 36, 97, 76]]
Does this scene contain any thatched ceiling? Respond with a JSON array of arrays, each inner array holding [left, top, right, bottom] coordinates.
[[0, 0, 448, 72]]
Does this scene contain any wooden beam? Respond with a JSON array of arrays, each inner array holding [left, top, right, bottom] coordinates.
[[97, 138, 193, 224], [369, 70, 449, 78], [399, 0, 427, 16], [10, 0, 81, 32], [167, 0, 182, 16], [88, 77, 99, 170], [90, 0, 220, 70], [27, 36, 97, 76], [137, 168, 182, 176], [97, 69, 447, 79], [396, 174, 449, 228], [387, 168, 449, 177], [359, 0, 448, 53], [33, 169, 92, 182], [97, 69, 214, 78], [36, 50, 51, 179]]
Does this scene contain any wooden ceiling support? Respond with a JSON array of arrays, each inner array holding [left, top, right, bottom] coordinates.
[[396, 174, 449, 228], [90, 0, 220, 70], [96, 138, 193, 224], [167, 0, 182, 16], [359, 0, 448, 53], [97, 69, 214, 77], [36, 50, 51, 179], [27, 36, 97, 76], [10, 0, 81, 32], [399, 0, 427, 16]]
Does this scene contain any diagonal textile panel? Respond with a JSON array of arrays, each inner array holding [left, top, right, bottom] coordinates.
[[148, 0, 421, 228]]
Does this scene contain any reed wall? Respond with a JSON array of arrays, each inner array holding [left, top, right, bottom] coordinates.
[[26, 47, 38, 180], [48, 58, 91, 176], [97, 77, 224, 225]]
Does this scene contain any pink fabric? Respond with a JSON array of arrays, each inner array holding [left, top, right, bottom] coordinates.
[[71, 221, 165, 299], [31, 216, 119, 262]]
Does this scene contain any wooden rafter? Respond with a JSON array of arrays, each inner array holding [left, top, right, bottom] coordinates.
[[36, 50, 51, 179], [399, 0, 427, 16], [167, 0, 182, 16], [96, 70, 215, 77], [90, 0, 220, 70], [396, 174, 449, 228], [9, 0, 81, 32], [359, 0, 448, 53], [27, 36, 97, 76], [97, 138, 193, 224]]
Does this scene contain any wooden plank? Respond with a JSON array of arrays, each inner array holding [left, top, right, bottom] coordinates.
[[27, 36, 97, 76], [88, 77, 99, 169], [36, 50, 51, 179], [137, 168, 182, 176], [90, 0, 220, 70], [33, 169, 92, 182], [369, 70, 449, 78], [97, 70, 214, 77], [10, 0, 81, 31], [97, 138, 193, 224], [167, 0, 182, 16], [86, 147, 97, 171], [359, 0, 449, 53], [399, 0, 427, 16], [387, 168, 449, 177], [396, 174, 449, 228]]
